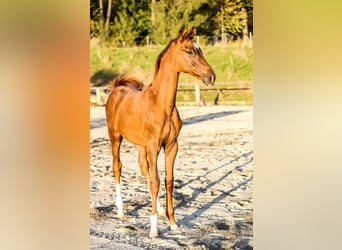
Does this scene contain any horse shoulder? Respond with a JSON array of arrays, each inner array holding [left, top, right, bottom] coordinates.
[[171, 108, 182, 133]]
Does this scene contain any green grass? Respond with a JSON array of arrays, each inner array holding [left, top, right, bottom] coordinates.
[[90, 46, 161, 85], [90, 42, 253, 105]]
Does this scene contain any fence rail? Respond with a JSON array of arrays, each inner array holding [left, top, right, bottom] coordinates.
[[90, 81, 253, 106]]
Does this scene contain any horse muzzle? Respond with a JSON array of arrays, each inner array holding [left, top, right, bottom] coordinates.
[[202, 71, 216, 86]]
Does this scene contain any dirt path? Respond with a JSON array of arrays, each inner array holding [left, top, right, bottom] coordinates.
[[90, 106, 253, 249]]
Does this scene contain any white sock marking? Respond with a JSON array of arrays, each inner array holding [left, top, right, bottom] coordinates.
[[116, 183, 123, 216], [150, 214, 158, 235]]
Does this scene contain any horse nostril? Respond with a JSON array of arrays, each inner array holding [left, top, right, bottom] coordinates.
[[210, 74, 215, 83]]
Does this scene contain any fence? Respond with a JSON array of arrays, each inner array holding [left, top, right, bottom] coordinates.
[[177, 81, 252, 105], [90, 81, 252, 106]]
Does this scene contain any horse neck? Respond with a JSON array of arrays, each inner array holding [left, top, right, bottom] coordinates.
[[150, 55, 179, 115]]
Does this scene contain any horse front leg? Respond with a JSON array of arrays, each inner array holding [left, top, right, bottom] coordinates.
[[110, 134, 124, 218], [146, 145, 160, 238], [165, 140, 181, 233], [138, 146, 165, 217]]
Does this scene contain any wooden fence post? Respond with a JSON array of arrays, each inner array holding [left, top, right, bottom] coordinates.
[[195, 83, 200, 106], [96, 88, 101, 105]]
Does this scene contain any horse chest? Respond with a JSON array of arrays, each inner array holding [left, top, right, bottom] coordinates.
[[141, 115, 174, 142], [160, 117, 179, 144]]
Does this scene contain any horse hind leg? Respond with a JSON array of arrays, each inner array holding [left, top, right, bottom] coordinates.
[[138, 146, 166, 217], [144, 145, 162, 238], [111, 134, 124, 218], [165, 141, 181, 233]]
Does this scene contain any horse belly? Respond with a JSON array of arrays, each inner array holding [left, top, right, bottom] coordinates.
[[118, 118, 146, 146]]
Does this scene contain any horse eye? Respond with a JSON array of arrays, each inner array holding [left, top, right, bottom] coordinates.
[[186, 50, 193, 55]]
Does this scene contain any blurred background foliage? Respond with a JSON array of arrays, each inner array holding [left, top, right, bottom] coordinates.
[[90, 0, 253, 105], [90, 0, 253, 46]]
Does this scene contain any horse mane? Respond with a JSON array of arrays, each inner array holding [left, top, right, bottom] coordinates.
[[153, 38, 177, 81], [107, 75, 145, 91]]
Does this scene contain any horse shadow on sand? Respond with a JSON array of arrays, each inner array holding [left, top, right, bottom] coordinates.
[[181, 109, 246, 126], [90, 109, 246, 130], [92, 151, 253, 223]]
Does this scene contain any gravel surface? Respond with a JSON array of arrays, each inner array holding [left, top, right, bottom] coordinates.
[[90, 106, 253, 249]]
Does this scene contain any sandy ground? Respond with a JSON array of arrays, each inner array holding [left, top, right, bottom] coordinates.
[[90, 106, 253, 249]]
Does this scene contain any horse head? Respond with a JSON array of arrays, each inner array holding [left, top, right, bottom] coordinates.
[[174, 26, 216, 85]]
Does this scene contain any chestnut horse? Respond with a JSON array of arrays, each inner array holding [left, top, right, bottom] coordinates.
[[105, 26, 215, 238]]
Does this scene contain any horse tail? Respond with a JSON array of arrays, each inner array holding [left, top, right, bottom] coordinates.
[[106, 75, 145, 91]]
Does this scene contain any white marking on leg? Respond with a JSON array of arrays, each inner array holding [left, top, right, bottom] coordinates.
[[116, 183, 124, 217], [157, 197, 166, 216], [149, 214, 158, 238], [147, 176, 165, 216]]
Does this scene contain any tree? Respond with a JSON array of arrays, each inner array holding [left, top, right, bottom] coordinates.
[[90, 0, 253, 46], [194, 0, 253, 43], [90, 0, 107, 38], [107, 0, 151, 46], [90, 0, 150, 46], [223, 0, 244, 40], [153, 0, 205, 45], [105, 0, 112, 29], [151, 0, 156, 41], [99, 0, 104, 23]]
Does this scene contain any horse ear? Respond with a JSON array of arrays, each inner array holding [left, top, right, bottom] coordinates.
[[178, 25, 189, 42], [187, 26, 197, 40]]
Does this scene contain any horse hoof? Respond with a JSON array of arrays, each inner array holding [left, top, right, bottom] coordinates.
[[170, 224, 181, 234], [117, 212, 124, 219], [148, 231, 159, 238]]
